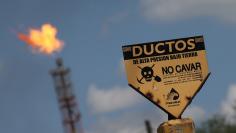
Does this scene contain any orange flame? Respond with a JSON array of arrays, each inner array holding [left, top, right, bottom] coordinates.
[[18, 24, 64, 55]]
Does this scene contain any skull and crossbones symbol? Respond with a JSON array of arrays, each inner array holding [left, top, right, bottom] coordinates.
[[137, 64, 162, 84]]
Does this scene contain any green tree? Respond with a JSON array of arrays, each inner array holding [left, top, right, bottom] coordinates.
[[197, 115, 236, 133]]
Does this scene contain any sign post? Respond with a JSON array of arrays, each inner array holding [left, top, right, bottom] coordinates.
[[122, 36, 210, 133]]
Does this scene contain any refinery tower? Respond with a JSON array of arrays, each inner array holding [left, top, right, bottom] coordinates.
[[50, 58, 84, 133]]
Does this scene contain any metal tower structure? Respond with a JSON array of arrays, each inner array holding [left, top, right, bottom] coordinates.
[[50, 58, 83, 133]]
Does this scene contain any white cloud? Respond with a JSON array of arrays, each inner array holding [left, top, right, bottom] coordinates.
[[220, 85, 236, 124], [87, 107, 166, 133], [87, 85, 143, 113], [183, 105, 206, 124], [86, 104, 206, 133], [140, 0, 236, 22], [100, 12, 129, 36], [86, 84, 207, 133]]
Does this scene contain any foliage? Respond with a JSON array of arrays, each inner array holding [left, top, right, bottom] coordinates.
[[196, 115, 236, 133]]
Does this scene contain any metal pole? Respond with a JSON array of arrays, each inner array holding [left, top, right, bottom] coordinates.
[[145, 120, 153, 133], [168, 114, 176, 121]]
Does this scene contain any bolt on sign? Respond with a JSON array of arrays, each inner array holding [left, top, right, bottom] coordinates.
[[122, 36, 210, 118]]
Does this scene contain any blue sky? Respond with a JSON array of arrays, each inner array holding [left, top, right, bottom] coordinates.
[[1, 0, 236, 133]]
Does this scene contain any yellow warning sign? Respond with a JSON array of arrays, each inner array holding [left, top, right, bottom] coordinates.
[[122, 36, 210, 118]]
